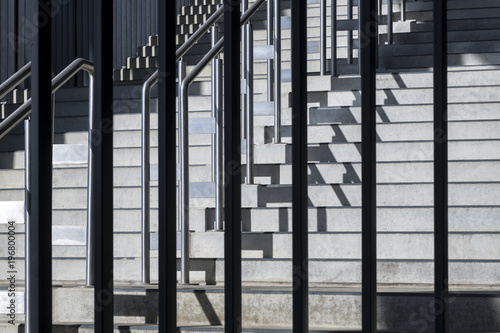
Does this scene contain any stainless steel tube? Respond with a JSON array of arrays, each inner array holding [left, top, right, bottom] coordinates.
[[0, 62, 31, 100], [214, 59, 224, 231], [401, 0, 406, 21], [86, 73, 95, 286], [320, 0, 327, 75], [178, 60, 186, 232], [141, 71, 158, 284], [179, 60, 190, 284], [274, 0, 281, 143], [24, 118, 30, 333], [211, 25, 219, 183], [241, 0, 248, 140], [267, 0, 274, 101], [246, 24, 254, 185]]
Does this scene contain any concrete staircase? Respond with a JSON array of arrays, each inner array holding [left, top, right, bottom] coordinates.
[[1, 0, 500, 331]]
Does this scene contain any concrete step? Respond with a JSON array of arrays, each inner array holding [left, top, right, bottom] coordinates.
[[236, 206, 500, 233], [380, 52, 500, 70], [214, 258, 500, 285], [247, 160, 500, 185], [304, 85, 500, 109], [257, 120, 500, 144], [382, 28, 500, 45], [0, 257, 216, 284], [0, 205, 209, 233], [6, 118, 496, 154], [237, 182, 500, 208], [0, 164, 215, 190], [379, 40, 500, 57], [251, 140, 500, 164], [307, 102, 500, 125], [148, 230, 500, 260], [2, 138, 500, 171], [2, 285, 496, 331], [406, 15, 500, 34], [310, 69, 500, 90], [404, 6, 500, 23], [12, 226, 499, 261]]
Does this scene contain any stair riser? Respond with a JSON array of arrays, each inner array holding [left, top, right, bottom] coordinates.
[[3, 231, 497, 261], [2, 140, 500, 172], [1, 288, 499, 332]]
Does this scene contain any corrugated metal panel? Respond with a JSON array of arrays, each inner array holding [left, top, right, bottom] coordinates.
[[1, 0, 162, 86]]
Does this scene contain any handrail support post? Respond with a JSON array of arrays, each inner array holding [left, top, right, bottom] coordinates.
[[179, 60, 190, 285], [214, 59, 224, 231], [86, 73, 95, 286], [274, 0, 281, 143], [245, 24, 254, 185], [267, 0, 274, 101]]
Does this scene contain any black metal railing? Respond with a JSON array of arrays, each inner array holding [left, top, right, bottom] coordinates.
[[0, 1, 454, 333]]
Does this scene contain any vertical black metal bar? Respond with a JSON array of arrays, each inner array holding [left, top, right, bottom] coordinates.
[[158, 0, 177, 332], [291, 0, 308, 331], [360, 0, 377, 331], [347, 0, 353, 64], [92, 1, 114, 332], [387, 0, 393, 44], [113, 0, 117, 71], [434, 0, 449, 331], [331, 0, 337, 76], [27, 1, 52, 332], [320, 0, 326, 75], [224, 0, 242, 332]]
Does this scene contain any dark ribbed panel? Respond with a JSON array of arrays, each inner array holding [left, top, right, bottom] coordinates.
[[0, 1, 9, 85], [0, 0, 159, 87]]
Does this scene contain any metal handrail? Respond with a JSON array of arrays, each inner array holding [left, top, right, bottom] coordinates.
[[0, 62, 31, 100], [0, 58, 95, 286], [141, 0, 268, 284], [0, 59, 94, 139], [179, 0, 266, 284], [176, 4, 224, 61]]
